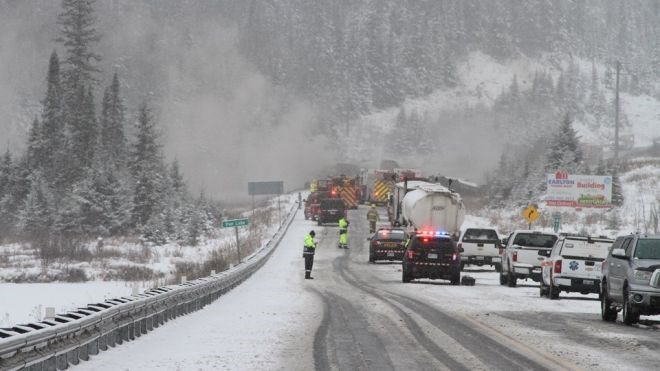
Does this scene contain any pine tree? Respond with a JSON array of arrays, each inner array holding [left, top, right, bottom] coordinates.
[[57, 0, 101, 90], [40, 51, 67, 187], [17, 171, 53, 243], [26, 117, 44, 171], [130, 103, 165, 229], [546, 114, 583, 172], [99, 73, 126, 167]]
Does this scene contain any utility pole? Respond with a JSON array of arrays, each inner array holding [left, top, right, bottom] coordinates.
[[614, 61, 621, 161]]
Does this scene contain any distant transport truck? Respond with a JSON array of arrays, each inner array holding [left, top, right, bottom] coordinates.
[[391, 180, 466, 238]]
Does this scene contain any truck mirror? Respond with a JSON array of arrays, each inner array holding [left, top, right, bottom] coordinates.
[[611, 248, 627, 259]]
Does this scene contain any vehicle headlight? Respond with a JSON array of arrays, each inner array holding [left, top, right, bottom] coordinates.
[[633, 270, 652, 282]]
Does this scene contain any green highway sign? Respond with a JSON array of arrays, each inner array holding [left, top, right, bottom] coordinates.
[[222, 218, 249, 228]]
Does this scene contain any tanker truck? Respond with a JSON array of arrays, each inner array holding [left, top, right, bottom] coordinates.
[[392, 180, 466, 238]]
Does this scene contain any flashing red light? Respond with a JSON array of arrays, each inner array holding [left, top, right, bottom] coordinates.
[[554, 260, 562, 274], [512, 251, 518, 262], [423, 238, 429, 242]]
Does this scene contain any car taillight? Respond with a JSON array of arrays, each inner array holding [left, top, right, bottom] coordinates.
[[407, 250, 414, 260], [452, 253, 458, 261], [374, 240, 381, 246], [554, 260, 562, 274], [512, 251, 518, 262]]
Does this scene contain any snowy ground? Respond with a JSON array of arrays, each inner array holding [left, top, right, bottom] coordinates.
[[0, 195, 298, 328], [0, 281, 134, 327], [77, 207, 321, 371]]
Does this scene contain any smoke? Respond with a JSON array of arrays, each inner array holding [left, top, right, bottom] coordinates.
[[0, 1, 336, 201]]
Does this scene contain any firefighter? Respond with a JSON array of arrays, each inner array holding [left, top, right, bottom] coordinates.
[[303, 230, 317, 279], [338, 216, 349, 248], [367, 204, 379, 233]]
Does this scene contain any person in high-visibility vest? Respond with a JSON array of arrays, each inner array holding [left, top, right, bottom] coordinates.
[[338, 217, 349, 248], [303, 230, 317, 279], [366, 204, 379, 233]]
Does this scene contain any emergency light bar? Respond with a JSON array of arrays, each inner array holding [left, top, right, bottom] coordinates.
[[417, 230, 450, 237]]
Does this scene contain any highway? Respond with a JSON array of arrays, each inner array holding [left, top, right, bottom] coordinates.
[[79, 205, 660, 370]]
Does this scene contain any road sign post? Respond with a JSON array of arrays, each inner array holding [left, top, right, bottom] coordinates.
[[222, 218, 249, 263], [552, 212, 561, 233], [522, 205, 540, 229]]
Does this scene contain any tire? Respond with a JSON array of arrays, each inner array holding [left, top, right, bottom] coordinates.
[[460, 262, 465, 271], [549, 281, 560, 300], [402, 265, 412, 283], [507, 267, 517, 287], [450, 273, 460, 285], [499, 270, 507, 286], [622, 286, 640, 325], [539, 281, 547, 297], [494, 263, 502, 273], [369, 250, 375, 263], [600, 283, 617, 322]]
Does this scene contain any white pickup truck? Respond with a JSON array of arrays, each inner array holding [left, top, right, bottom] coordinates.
[[458, 228, 501, 271], [500, 230, 559, 287], [540, 235, 614, 299]]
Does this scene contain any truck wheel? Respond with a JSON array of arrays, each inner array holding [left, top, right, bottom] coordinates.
[[549, 281, 560, 300], [600, 283, 617, 322], [450, 273, 460, 285], [499, 270, 507, 286], [460, 262, 465, 271], [402, 266, 412, 283], [494, 263, 502, 273], [507, 267, 517, 287], [622, 286, 640, 325], [368, 251, 375, 263], [539, 281, 547, 297]]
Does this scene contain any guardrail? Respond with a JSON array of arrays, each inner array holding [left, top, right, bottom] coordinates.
[[0, 203, 299, 371]]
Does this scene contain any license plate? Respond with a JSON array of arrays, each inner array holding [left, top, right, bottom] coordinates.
[[383, 242, 397, 248], [387, 251, 395, 257], [476, 256, 484, 260], [583, 280, 594, 285], [427, 253, 438, 259]]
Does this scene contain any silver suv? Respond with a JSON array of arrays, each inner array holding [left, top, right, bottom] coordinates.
[[601, 234, 660, 325]]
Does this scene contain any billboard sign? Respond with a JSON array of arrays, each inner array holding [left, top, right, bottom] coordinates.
[[248, 181, 284, 196], [546, 171, 612, 208]]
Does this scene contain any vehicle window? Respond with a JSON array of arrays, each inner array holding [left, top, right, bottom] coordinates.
[[462, 228, 499, 243], [633, 239, 660, 259], [376, 230, 406, 241], [320, 199, 344, 208], [413, 237, 454, 251], [513, 233, 557, 248], [621, 238, 633, 255], [551, 240, 563, 256], [559, 239, 612, 259], [610, 236, 625, 252]]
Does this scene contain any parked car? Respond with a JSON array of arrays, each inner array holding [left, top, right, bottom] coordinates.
[[402, 230, 462, 284], [601, 234, 660, 325], [500, 230, 558, 287], [458, 228, 501, 271], [368, 227, 407, 263], [540, 235, 613, 299]]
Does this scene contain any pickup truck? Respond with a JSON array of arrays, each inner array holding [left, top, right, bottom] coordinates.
[[458, 228, 501, 271], [500, 230, 558, 287], [540, 235, 613, 299], [601, 234, 660, 325]]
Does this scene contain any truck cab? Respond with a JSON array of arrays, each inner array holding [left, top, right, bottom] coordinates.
[[458, 228, 501, 271], [500, 230, 558, 287]]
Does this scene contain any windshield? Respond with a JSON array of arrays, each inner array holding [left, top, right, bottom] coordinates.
[[633, 239, 660, 259], [320, 199, 344, 208], [376, 230, 406, 241], [462, 228, 499, 242], [559, 239, 612, 259], [513, 233, 557, 248]]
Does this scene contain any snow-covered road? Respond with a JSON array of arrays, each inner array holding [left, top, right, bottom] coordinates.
[[76, 205, 660, 370]]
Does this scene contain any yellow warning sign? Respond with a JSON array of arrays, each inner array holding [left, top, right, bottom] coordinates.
[[522, 206, 540, 223]]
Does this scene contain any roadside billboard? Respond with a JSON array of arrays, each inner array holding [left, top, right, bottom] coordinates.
[[545, 171, 612, 208]]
